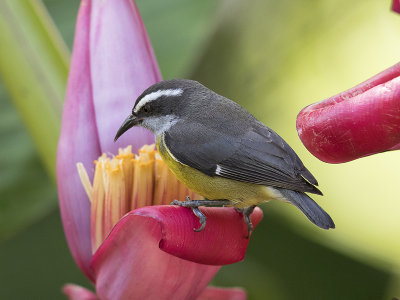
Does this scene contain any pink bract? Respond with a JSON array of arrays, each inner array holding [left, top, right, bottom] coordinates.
[[91, 206, 262, 300], [57, 0, 159, 278], [296, 62, 400, 163], [393, 0, 400, 13]]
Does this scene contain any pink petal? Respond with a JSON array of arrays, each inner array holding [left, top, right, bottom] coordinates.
[[89, 0, 161, 154], [57, 0, 163, 279], [91, 206, 262, 300], [91, 213, 218, 300], [197, 287, 247, 300], [296, 62, 400, 163], [57, 0, 99, 279], [393, 0, 400, 14], [63, 284, 99, 300], [134, 206, 263, 265]]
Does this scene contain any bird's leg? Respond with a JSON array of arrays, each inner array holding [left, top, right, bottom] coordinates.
[[236, 205, 257, 238], [171, 197, 233, 232]]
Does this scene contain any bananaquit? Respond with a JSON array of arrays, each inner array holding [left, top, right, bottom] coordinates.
[[115, 79, 335, 235]]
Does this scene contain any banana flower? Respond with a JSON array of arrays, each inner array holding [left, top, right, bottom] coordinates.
[[56, 1, 262, 299]]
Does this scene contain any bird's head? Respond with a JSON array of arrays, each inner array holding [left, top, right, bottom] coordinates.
[[114, 79, 209, 141]]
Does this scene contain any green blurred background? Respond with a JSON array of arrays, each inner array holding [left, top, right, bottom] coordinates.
[[0, 0, 399, 299]]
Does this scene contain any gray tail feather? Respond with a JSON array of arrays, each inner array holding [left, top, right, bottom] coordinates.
[[276, 188, 335, 229]]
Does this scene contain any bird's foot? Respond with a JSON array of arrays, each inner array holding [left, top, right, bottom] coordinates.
[[171, 197, 232, 232], [236, 205, 256, 238]]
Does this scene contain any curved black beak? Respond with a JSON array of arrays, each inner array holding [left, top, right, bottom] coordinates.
[[114, 114, 141, 142]]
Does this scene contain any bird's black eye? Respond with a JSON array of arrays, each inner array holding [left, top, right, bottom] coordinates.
[[143, 104, 151, 113]]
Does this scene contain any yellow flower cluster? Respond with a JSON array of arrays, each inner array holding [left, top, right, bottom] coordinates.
[[77, 145, 201, 252]]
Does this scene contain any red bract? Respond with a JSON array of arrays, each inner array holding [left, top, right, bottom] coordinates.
[[57, 0, 261, 298], [296, 62, 400, 163], [393, 0, 400, 14], [92, 206, 261, 300]]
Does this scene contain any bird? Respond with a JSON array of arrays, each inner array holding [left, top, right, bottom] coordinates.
[[114, 79, 335, 236]]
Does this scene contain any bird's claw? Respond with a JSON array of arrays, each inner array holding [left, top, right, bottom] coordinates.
[[238, 205, 256, 238], [191, 206, 207, 232], [170, 197, 232, 232]]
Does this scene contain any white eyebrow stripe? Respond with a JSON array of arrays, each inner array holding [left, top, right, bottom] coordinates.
[[134, 88, 183, 113]]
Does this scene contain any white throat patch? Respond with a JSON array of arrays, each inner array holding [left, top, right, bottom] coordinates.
[[134, 88, 183, 113], [141, 114, 178, 137]]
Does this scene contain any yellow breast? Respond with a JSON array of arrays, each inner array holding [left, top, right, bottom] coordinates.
[[156, 134, 279, 208]]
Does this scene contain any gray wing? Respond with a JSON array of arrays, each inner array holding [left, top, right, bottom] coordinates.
[[164, 121, 321, 195]]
